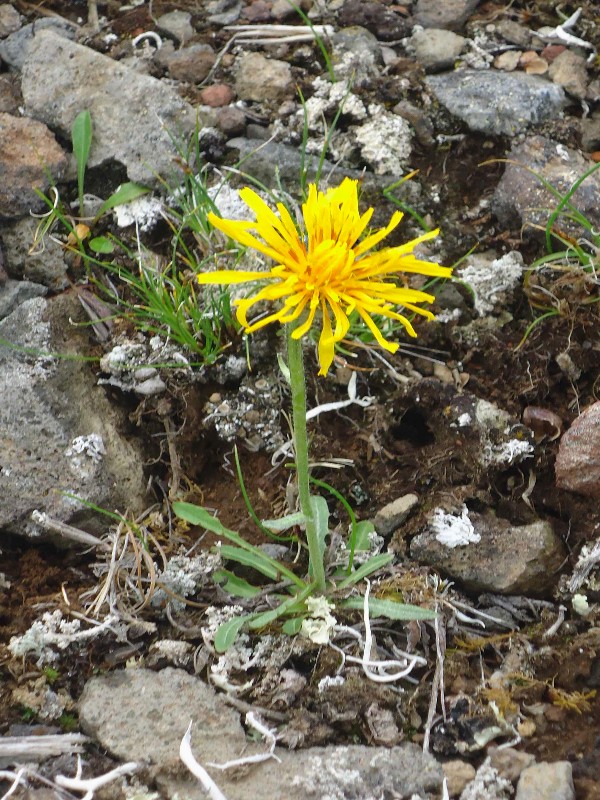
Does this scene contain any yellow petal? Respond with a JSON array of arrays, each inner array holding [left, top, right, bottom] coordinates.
[[196, 269, 266, 285], [318, 299, 335, 376]]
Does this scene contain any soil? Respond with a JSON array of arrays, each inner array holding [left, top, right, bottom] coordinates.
[[2, 1, 600, 799]]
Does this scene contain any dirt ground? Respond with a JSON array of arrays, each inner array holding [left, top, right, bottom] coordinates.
[[2, 1, 600, 798]]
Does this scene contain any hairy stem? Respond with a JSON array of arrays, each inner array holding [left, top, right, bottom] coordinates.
[[286, 324, 326, 593]]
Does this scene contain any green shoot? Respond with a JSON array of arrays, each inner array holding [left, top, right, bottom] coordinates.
[[72, 110, 92, 217]]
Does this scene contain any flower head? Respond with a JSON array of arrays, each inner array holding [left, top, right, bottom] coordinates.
[[198, 178, 451, 375]]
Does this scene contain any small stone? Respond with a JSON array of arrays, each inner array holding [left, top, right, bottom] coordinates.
[[556, 402, 600, 497], [200, 83, 235, 107], [443, 759, 476, 797], [520, 51, 549, 75], [243, 0, 272, 23], [0, 18, 75, 68], [581, 116, 600, 152], [548, 49, 589, 99], [413, 0, 480, 31], [541, 44, 567, 62], [493, 136, 600, 238], [515, 761, 575, 800], [494, 51, 521, 71], [426, 70, 565, 137], [234, 51, 293, 103], [163, 44, 216, 83], [495, 19, 531, 47], [337, 0, 409, 41], [411, 28, 466, 72], [374, 493, 419, 536], [0, 3, 22, 37], [410, 513, 566, 596], [156, 10, 194, 43], [489, 746, 536, 783], [216, 105, 246, 135]]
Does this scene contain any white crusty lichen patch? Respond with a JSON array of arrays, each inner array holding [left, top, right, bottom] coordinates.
[[8, 610, 121, 666], [353, 104, 413, 175], [430, 505, 481, 548], [458, 251, 523, 315], [65, 433, 105, 478], [151, 552, 221, 612]]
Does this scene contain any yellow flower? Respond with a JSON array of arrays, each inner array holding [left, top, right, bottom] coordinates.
[[198, 178, 452, 375]]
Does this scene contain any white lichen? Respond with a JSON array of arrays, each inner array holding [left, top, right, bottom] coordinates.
[[114, 194, 164, 231], [151, 553, 221, 612], [481, 436, 534, 466], [301, 597, 337, 645], [8, 610, 120, 666], [353, 105, 413, 175], [431, 505, 481, 548], [458, 251, 523, 315], [318, 675, 345, 693], [66, 434, 105, 464], [459, 757, 512, 800]]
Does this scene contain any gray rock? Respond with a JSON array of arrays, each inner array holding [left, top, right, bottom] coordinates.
[[225, 137, 338, 187], [0, 112, 68, 219], [79, 667, 247, 769], [414, 0, 481, 31], [548, 50, 589, 99], [374, 493, 419, 536], [410, 513, 566, 596], [492, 135, 600, 237], [22, 30, 198, 188], [0, 295, 147, 540], [426, 70, 566, 136], [1, 217, 69, 291], [234, 52, 294, 104], [515, 761, 575, 800], [207, 0, 243, 25], [162, 43, 216, 83], [156, 10, 194, 44], [555, 401, 600, 497], [0, 17, 75, 68], [0, 4, 22, 37], [411, 28, 466, 72], [0, 279, 46, 320], [332, 26, 383, 84], [494, 19, 531, 47], [79, 667, 444, 800]]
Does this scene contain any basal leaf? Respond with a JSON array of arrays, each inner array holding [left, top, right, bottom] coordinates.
[[341, 595, 436, 621], [213, 569, 261, 598], [214, 614, 253, 653]]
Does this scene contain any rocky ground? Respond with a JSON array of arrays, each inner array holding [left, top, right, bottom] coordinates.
[[1, 0, 600, 799]]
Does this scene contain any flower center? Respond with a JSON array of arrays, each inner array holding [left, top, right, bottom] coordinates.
[[303, 239, 354, 291]]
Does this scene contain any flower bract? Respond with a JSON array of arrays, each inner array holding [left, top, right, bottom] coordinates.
[[198, 178, 452, 375]]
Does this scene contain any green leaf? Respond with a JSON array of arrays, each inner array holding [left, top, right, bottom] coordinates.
[[173, 501, 307, 589], [213, 569, 261, 598], [354, 520, 376, 551], [72, 110, 92, 216], [214, 615, 253, 653], [89, 236, 115, 254], [247, 585, 313, 630], [341, 596, 437, 621], [282, 616, 305, 635], [277, 353, 291, 383], [218, 544, 280, 580], [262, 512, 306, 532], [309, 494, 329, 566], [174, 502, 236, 537], [96, 182, 150, 219], [336, 553, 393, 590]]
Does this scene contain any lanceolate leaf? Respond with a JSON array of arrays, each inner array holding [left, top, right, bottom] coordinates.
[[96, 182, 150, 219], [341, 595, 437, 621], [336, 553, 393, 590], [218, 544, 280, 580], [213, 569, 261, 598], [214, 614, 254, 653]]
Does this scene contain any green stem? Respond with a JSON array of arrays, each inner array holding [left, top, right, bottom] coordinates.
[[286, 324, 326, 593]]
